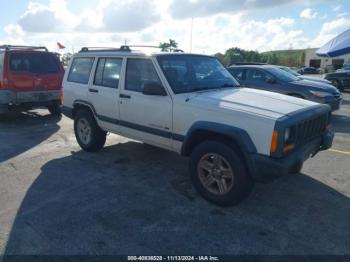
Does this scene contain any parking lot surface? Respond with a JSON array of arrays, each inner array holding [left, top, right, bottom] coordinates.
[[0, 93, 349, 255]]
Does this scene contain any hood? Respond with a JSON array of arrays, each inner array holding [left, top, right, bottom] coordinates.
[[291, 79, 338, 93], [301, 75, 331, 84], [187, 88, 316, 119], [326, 71, 350, 78]]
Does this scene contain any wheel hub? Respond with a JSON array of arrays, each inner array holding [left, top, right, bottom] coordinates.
[[198, 153, 234, 195], [77, 118, 92, 145]]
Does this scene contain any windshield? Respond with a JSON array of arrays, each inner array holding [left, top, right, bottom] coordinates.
[[156, 55, 239, 94], [343, 63, 350, 70], [267, 67, 301, 82], [280, 66, 300, 77]]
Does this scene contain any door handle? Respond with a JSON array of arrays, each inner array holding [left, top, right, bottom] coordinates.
[[120, 94, 131, 99], [89, 88, 99, 93]]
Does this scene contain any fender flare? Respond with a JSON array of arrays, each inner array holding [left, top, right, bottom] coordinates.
[[181, 121, 257, 156], [73, 100, 98, 118]]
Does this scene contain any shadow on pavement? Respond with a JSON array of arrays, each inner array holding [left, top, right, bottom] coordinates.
[[332, 113, 350, 134], [0, 110, 61, 163], [4, 142, 350, 255]]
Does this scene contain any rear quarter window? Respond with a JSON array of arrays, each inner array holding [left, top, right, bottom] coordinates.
[[67, 57, 94, 84]]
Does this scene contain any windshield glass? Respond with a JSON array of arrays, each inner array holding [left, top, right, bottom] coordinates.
[[280, 66, 300, 77], [157, 55, 239, 94], [267, 67, 301, 82]]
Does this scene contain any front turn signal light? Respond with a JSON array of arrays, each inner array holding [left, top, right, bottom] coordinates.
[[270, 130, 279, 154]]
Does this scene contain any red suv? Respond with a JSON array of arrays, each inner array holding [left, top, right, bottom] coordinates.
[[0, 45, 65, 116]]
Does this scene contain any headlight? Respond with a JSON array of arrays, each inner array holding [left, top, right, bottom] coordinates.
[[310, 90, 331, 97], [284, 128, 291, 142]]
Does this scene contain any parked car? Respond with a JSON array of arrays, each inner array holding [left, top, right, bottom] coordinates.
[[62, 46, 334, 206], [279, 66, 332, 85], [336, 62, 350, 72], [0, 45, 65, 116], [228, 65, 342, 111], [325, 70, 350, 91], [297, 67, 321, 75]]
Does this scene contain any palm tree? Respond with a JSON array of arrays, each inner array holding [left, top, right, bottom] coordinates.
[[159, 39, 178, 52]]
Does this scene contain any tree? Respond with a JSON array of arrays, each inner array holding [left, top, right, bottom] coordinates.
[[159, 39, 178, 51], [61, 53, 73, 67]]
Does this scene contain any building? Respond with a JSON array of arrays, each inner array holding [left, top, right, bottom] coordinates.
[[305, 48, 350, 70]]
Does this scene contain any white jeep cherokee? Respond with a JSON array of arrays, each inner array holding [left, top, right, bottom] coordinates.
[[62, 46, 334, 206]]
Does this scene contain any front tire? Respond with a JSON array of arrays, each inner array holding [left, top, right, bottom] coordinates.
[[74, 110, 106, 152], [189, 140, 253, 206]]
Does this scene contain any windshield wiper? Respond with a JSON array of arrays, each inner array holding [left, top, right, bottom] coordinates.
[[188, 84, 239, 93]]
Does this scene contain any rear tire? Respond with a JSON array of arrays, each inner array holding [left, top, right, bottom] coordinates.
[[189, 140, 253, 206], [74, 110, 106, 152], [48, 101, 61, 116]]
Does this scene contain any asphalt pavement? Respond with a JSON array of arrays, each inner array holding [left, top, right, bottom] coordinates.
[[0, 92, 349, 255]]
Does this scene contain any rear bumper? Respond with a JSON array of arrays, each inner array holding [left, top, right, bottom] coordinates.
[[0, 90, 61, 112], [250, 130, 334, 181]]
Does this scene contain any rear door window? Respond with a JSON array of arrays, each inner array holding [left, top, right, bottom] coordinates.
[[10, 53, 31, 72], [94, 58, 123, 88], [31, 53, 60, 74], [246, 69, 268, 82], [9, 53, 60, 74], [68, 57, 95, 84]]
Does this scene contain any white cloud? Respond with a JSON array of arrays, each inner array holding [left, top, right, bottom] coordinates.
[[311, 18, 350, 47], [18, 2, 63, 33], [0, 0, 346, 55], [169, 0, 308, 19], [300, 8, 318, 19], [101, 0, 160, 32], [333, 5, 342, 12], [337, 12, 348, 18]]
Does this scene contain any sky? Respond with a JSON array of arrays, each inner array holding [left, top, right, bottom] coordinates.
[[0, 0, 349, 54]]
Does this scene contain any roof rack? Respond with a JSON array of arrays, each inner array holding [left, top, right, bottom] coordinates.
[[128, 45, 184, 53], [229, 62, 267, 66], [79, 45, 131, 53], [0, 45, 48, 52], [79, 45, 184, 53]]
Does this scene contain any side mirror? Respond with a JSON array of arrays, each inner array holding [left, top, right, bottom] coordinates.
[[142, 82, 167, 96], [266, 77, 276, 84]]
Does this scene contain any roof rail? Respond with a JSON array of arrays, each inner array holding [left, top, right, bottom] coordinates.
[[79, 45, 131, 53], [78, 45, 184, 53], [0, 45, 48, 52], [128, 45, 184, 53], [229, 62, 267, 66]]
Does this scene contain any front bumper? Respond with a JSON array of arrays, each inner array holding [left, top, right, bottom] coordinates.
[[250, 130, 334, 181], [325, 97, 342, 111]]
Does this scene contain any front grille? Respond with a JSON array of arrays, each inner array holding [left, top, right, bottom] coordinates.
[[295, 113, 328, 144], [332, 92, 341, 99]]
